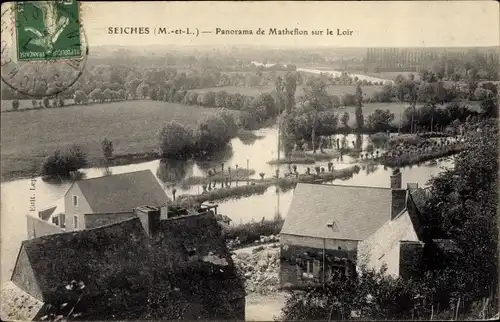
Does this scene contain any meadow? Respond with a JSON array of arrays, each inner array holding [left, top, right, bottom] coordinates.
[[1, 100, 238, 181], [192, 84, 384, 98]]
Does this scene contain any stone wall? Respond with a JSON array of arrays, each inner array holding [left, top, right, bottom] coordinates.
[[280, 242, 357, 288]]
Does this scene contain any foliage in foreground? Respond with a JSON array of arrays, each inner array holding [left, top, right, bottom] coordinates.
[[280, 119, 499, 321]]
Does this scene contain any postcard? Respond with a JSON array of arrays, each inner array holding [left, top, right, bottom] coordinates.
[[1, 1, 499, 321]]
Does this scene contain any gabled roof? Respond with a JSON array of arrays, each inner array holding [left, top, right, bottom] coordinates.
[[20, 217, 150, 301], [357, 210, 419, 276], [11, 212, 245, 319], [280, 183, 392, 240], [0, 281, 44, 321], [37, 198, 65, 221], [71, 170, 169, 213]]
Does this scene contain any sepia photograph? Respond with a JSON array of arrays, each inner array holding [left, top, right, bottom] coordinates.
[[0, 1, 499, 321]]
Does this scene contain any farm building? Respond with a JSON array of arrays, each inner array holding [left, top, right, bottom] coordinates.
[[279, 169, 430, 288], [2, 207, 245, 321], [28, 170, 170, 238]]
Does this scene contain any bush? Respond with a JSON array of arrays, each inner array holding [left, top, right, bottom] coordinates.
[[221, 217, 284, 247], [101, 138, 114, 160], [158, 121, 195, 159], [12, 99, 20, 111], [370, 132, 390, 148], [41, 145, 88, 177]]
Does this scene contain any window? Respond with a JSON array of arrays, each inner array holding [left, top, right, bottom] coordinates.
[[73, 215, 78, 229], [72, 195, 78, 207], [302, 260, 314, 279], [52, 216, 59, 226], [60, 214, 66, 228]]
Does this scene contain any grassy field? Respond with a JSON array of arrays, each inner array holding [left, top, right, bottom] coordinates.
[[1, 100, 238, 181], [192, 84, 384, 98]]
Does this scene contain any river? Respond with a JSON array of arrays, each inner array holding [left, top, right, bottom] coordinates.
[[250, 61, 393, 84], [0, 127, 453, 283]]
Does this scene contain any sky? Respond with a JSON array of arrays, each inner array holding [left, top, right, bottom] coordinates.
[[77, 1, 499, 48], [0, 1, 498, 49]]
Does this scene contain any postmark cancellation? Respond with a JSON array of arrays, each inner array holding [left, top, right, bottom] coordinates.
[[1, 0, 89, 97]]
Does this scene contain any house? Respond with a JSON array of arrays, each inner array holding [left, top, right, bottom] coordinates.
[[30, 170, 170, 236], [279, 168, 427, 288], [2, 206, 246, 321]]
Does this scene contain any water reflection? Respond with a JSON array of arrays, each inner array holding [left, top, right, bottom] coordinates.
[[0, 126, 455, 284], [156, 159, 193, 185]]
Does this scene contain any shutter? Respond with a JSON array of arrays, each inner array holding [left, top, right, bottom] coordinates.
[[313, 260, 321, 277]]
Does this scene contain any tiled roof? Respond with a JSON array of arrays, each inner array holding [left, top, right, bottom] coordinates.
[[73, 170, 170, 213], [0, 281, 44, 321], [409, 188, 429, 212], [280, 183, 392, 240], [37, 198, 65, 221], [156, 212, 235, 266], [357, 210, 419, 276], [12, 213, 245, 319], [20, 217, 150, 301]]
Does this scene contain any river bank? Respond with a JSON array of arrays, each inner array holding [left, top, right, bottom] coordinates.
[[0, 129, 262, 183], [172, 165, 361, 208]]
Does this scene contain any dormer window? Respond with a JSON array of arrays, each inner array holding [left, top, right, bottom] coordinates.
[[327, 220, 339, 232], [72, 195, 78, 207]]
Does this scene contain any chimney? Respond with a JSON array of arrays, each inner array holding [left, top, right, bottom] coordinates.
[[134, 205, 161, 237], [390, 168, 407, 220], [390, 168, 402, 189]]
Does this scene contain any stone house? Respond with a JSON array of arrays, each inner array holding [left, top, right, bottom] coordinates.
[[2, 206, 246, 321], [279, 169, 427, 289], [29, 170, 170, 237]]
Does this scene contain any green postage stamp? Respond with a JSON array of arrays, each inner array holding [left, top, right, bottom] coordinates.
[[15, 0, 82, 61]]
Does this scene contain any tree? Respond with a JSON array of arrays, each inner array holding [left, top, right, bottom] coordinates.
[[158, 121, 195, 159], [215, 91, 229, 108], [195, 114, 233, 153], [89, 88, 103, 103], [12, 99, 20, 111], [474, 85, 498, 118], [101, 138, 114, 161], [355, 84, 364, 131], [74, 90, 86, 104], [302, 78, 331, 153], [197, 91, 216, 107], [136, 82, 149, 99], [366, 109, 395, 132], [341, 112, 350, 128], [103, 88, 112, 102], [284, 72, 297, 112], [280, 266, 430, 321], [423, 121, 498, 308]]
